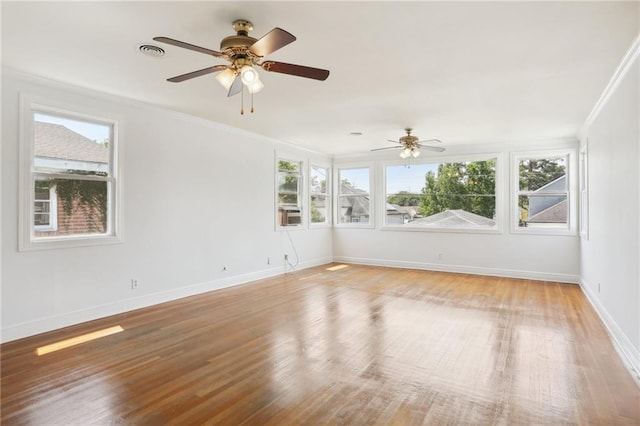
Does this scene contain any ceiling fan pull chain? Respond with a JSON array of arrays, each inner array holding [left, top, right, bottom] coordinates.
[[240, 85, 245, 115], [251, 92, 255, 113]]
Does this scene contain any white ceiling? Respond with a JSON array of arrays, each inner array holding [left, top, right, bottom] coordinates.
[[2, 1, 638, 155]]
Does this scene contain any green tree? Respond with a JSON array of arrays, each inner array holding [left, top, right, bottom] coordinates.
[[387, 191, 421, 206], [310, 171, 327, 223], [278, 160, 300, 205], [519, 158, 566, 191], [420, 160, 496, 219]]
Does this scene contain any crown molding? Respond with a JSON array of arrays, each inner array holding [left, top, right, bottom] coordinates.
[[578, 34, 640, 141]]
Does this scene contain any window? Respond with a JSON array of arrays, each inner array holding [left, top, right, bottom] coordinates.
[[34, 180, 57, 231], [579, 145, 589, 238], [512, 149, 575, 234], [20, 100, 121, 250], [385, 157, 498, 231], [309, 165, 330, 226], [336, 166, 371, 225], [277, 158, 303, 227]]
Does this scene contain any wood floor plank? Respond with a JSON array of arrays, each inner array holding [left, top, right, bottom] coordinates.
[[2, 264, 639, 424]]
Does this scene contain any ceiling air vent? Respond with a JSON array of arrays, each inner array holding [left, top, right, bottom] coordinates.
[[138, 44, 165, 57]]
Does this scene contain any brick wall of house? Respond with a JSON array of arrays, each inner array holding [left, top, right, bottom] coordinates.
[[35, 197, 106, 237]]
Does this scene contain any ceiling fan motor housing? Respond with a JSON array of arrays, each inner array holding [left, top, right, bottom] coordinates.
[[220, 19, 258, 52], [400, 135, 419, 148]]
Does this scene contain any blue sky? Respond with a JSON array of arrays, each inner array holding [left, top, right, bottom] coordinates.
[[386, 163, 438, 194], [340, 163, 439, 194]]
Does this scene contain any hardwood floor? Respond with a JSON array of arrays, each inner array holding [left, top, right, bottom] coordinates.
[[2, 264, 639, 424]]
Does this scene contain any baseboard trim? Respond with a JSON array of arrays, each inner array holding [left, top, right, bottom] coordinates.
[[579, 278, 640, 387], [333, 256, 579, 284], [0, 256, 332, 344]]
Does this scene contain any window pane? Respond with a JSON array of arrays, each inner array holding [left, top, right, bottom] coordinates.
[[338, 195, 370, 224], [518, 194, 568, 227], [311, 195, 327, 223], [34, 113, 111, 176], [278, 174, 299, 193], [35, 178, 109, 237], [279, 193, 298, 205], [519, 158, 566, 191], [310, 166, 327, 194], [278, 160, 299, 173], [386, 160, 496, 228], [339, 168, 369, 193], [34, 201, 50, 226]]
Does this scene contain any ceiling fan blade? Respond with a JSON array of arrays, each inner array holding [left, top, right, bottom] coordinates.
[[166, 65, 228, 83], [386, 139, 402, 144], [261, 61, 330, 81], [418, 138, 443, 144], [250, 28, 296, 57], [419, 145, 446, 152], [228, 75, 243, 97], [153, 36, 225, 58], [371, 146, 402, 152]]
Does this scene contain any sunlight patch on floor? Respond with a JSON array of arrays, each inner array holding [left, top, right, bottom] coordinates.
[[36, 325, 124, 356], [326, 264, 349, 271]]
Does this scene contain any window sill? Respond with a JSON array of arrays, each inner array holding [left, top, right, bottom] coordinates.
[[380, 225, 501, 235], [510, 227, 577, 237], [334, 224, 375, 229], [19, 234, 123, 251], [309, 223, 332, 229]]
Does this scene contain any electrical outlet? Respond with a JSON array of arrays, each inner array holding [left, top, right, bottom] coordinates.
[[438, 253, 444, 260], [131, 279, 139, 290]]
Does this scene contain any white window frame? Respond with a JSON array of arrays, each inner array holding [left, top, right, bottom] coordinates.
[[309, 162, 331, 228], [33, 182, 58, 232], [19, 94, 123, 251], [275, 155, 304, 230], [334, 162, 374, 228], [381, 153, 502, 234], [510, 148, 577, 236], [579, 143, 589, 239]]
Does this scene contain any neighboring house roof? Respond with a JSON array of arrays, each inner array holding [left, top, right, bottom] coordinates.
[[528, 175, 566, 216], [35, 122, 109, 163], [528, 199, 567, 223], [340, 181, 370, 217], [340, 181, 367, 195], [409, 209, 496, 228], [387, 204, 420, 218]]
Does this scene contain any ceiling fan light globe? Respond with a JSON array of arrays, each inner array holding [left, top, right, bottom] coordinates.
[[399, 150, 409, 159], [240, 65, 259, 85], [215, 68, 236, 90], [247, 79, 264, 94], [412, 149, 421, 158]]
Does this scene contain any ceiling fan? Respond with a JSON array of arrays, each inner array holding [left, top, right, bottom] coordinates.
[[153, 19, 330, 113], [372, 128, 446, 158]]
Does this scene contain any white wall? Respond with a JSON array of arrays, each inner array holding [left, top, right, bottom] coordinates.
[[1, 70, 333, 342], [579, 40, 640, 373], [333, 141, 580, 283]]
